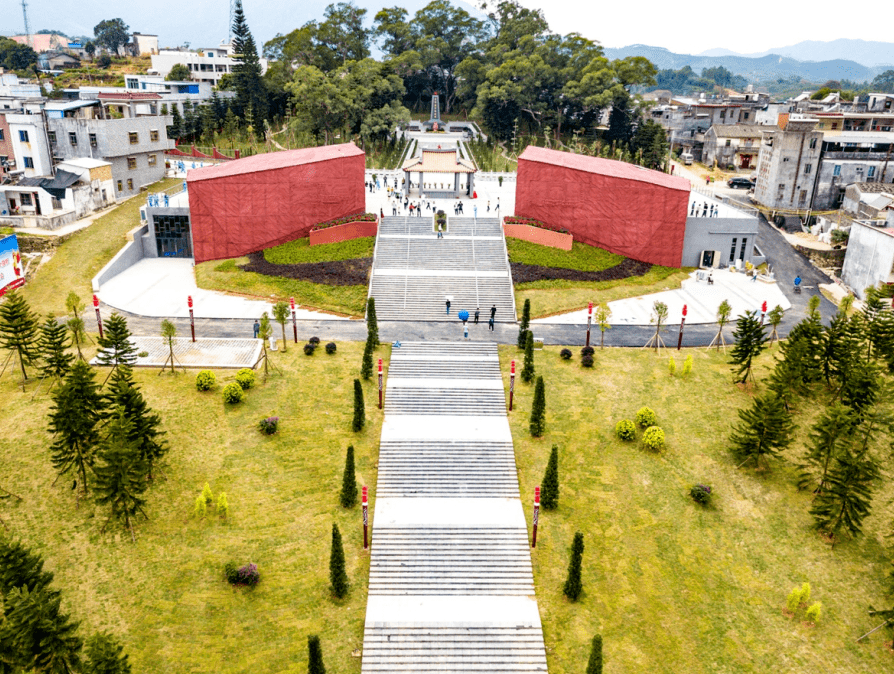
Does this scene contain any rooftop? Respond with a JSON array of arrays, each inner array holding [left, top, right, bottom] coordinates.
[[711, 124, 777, 138], [401, 149, 477, 174], [186, 143, 364, 182], [57, 158, 112, 169], [97, 92, 163, 101]]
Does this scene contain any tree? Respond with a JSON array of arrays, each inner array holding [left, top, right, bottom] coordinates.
[[48, 360, 104, 502], [93, 18, 129, 55], [0, 585, 83, 673], [97, 54, 112, 69], [160, 319, 177, 374], [366, 298, 379, 347], [94, 408, 149, 543], [166, 64, 190, 82], [96, 313, 137, 377], [256, 312, 274, 380], [529, 375, 546, 437], [729, 310, 767, 384], [871, 69, 894, 94], [645, 301, 668, 352], [709, 299, 732, 350], [729, 393, 795, 470], [352, 379, 365, 432], [540, 445, 559, 510], [84, 41, 96, 58], [0, 538, 55, 596], [340, 445, 358, 508], [562, 532, 585, 601], [518, 299, 531, 348], [104, 367, 168, 480], [231, 0, 268, 124], [595, 305, 611, 349], [316, 2, 371, 67], [361, 336, 374, 380], [329, 522, 349, 598], [799, 403, 855, 493], [0, 37, 38, 71], [767, 305, 784, 344], [0, 289, 41, 391], [521, 330, 535, 383], [168, 104, 183, 141], [84, 632, 132, 674], [810, 449, 879, 547], [586, 634, 603, 674], [307, 635, 326, 674], [66, 291, 89, 360], [39, 316, 74, 382], [272, 301, 290, 352]]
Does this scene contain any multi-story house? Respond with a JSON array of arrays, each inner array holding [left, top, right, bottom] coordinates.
[[702, 124, 772, 171], [0, 113, 12, 179], [753, 115, 823, 211], [812, 133, 894, 209], [122, 75, 236, 115], [4, 110, 53, 178], [150, 42, 268, 87]]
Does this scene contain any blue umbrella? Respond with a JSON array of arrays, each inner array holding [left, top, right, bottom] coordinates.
[[458, 310, 469, 323]]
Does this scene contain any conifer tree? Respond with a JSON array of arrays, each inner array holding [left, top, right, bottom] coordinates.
[[1, 585, 83, 673], [839, 360, 880, 418], [521, 330, 535, 383], [820, 311, 857, 388], [799, 403, 855, 493], [307, 635, 326, 674], [104, 368, 168, 480], [729, 393, 795, 470], [586, 634, 603, 674], [340, 445, 358, 508], [563, 532, 585, 601], [729, 310, 767, 384], [329, 522, 349, 598], [540, 445, 559, 510], [366, 298, 379, 347], [810, 449, 879, 547], [361, 335, 374, 380], [0, 538, 55, 595], [231, 0, 268, 123], [48, 360, 104, 502], [352, 379, 365, 432], [529, 375, 546, 437], [96, 313, 137, 377], [169, 104, 183, 141], [39, 316, 74, 382], [84, 632, 132, 674], [518, 299, 531, 349], [94, 408, 149, 543], [0, 289, 41, 391]]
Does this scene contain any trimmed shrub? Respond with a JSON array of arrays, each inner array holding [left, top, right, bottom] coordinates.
[[202, 482, 214, 505], [635, 406, 657, 428], [581, 355, 594, 368], [222, 382, 244, 404], [325, 342, 337, 354], [668, 356, 676, 376], [563, 532, 585, 601], [193, 494, 206, 518], [225, 562, 259, 587], [642, 426, 665, 451], [805, 601, 822, 624], [304, 343, 316, 356], [586, 634, 603, 674], [329, 523, 349, 598], [308, 635, 326, 674], [798, 582, 811, 606], [786, 587, 801, 614], [559, 348, 572, 360], [195, 370, 216, 391], [340, 445, 358, 508], [521, 331, 535, 383], [690, 484, 712, 505], [235, 368, 255, 390], [540, 445, 559, 509], [352, 379, 365, 432], [682, 354, 693, 377], [615, 419, 636, 441], [216, 492, 229, 518], [258, 416, 279, 434], [580, 346, 595, 357], [309, 336, 321, 345], [529, 376, 546, 437]]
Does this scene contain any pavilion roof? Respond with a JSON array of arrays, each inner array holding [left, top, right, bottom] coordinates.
[[402, 149, 477, 174]]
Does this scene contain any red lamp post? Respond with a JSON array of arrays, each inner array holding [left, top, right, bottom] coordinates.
[[378, 358, 383, 409], [362, 486, 369, 550], [92, 294, 103, 339], [290, 297, 298, 343], [760, 300, 767, 325], [586, 301, 593, 347], [532, 486, 541, 548], [509, 359, 515, 411], [188, 295, 195, 342], [677, 304, 687, 350]]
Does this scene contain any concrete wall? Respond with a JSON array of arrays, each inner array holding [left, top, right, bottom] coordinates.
[[145, 206, 191, 258], [681, 216, 760, 268], [841, 221, 894, 299], [7, 113, 52, 177], [753, 122, 823, 210], [815, 159, 894, 211], [92, 223, 149, 290]]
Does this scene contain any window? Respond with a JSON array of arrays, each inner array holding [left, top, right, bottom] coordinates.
[[127, 179, 134, 191], [51, 197, 62, 210], [868, 166, 876, 178], [799, 189, 807, 204], [720, 110, 726, 119], [47, 130, 56, 144], [129, 132, 139, 145], [831, 122, 839, 129], [729, 238, 738, 263], [89, 133, 97, 148], [725, 139, 731, 147], [127, 157, 137, 170], [0, 129, 5, 141], [739, 237, 748, 261], [18, 130, 29, 142], [148, 154, 157, 166], [809, 138, 817, 149], [69, 132, 77, 146], [23, 156, 33, 169], [117, 180, 123, 192], [832, 165, 841, 177], [804, 164, 812, 174], [150, 129, 159, 142], [20, 193, 32, 206], [742, 112, 750, 121]]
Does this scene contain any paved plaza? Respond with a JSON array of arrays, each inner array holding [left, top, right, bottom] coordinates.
[[91, 336, 262, 369]]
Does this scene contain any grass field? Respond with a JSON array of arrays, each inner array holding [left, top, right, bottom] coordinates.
[[507, 239, 625, 271], [264, 237, 375, 265], [0, 340, 390, 673], [499, 344, 894, 674]]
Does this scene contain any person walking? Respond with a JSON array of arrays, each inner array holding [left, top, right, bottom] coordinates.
[[490, 305, 497, 321], [488, 316, 494, 331], [253, 320, 260, 338], [487, 200, 491, 212], [446, 298, 451, 314], [474, 204, 478, 218], [474, 307, 480, 324]]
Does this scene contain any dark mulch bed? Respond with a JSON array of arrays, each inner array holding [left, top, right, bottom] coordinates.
[[241, 252, 371, 286], [511, 258, 653, 283]]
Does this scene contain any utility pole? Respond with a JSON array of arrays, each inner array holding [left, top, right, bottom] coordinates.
[[21, 1, 32, 48]]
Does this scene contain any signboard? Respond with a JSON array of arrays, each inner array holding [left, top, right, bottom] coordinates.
[[0, 235, 25, 297]]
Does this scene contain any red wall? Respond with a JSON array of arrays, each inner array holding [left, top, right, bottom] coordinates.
[[188, 148, 365, 263], [515, 154, 689, 268], [503, 223, 573, 250], [309, 220, 378, 246]]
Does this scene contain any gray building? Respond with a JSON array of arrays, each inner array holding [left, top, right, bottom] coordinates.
[[753, 115, 823, 210], [702, 124, 772, 171], [812, 133, 894, 210], [840, 215, 894, 299], [681, 193, 763, 269]]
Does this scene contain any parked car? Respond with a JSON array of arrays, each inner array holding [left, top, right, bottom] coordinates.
[[680, 152, 694, 165], [727, 177, 754, 189]]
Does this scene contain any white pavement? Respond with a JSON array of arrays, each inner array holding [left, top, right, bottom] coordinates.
[[91, 336, 262, 369], [96, 258, 348, 320], [362, 342, 547, 674], [533, 268, 791, 326]]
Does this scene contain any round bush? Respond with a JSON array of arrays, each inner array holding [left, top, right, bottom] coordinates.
[[225, 562, 259, 587], [560, 348, 572, 360], [258, 416, 279, 435], [690, 484, 712, 505], [235, 368, 255, 390], [309, 336, 321, 345], [642, 426, 665, 451], [635, 406, 658, 428], [325, 342, 337, 354], [580, 346, 595, 357], [615, 419, 636, 441], [303, 343, 316, 356], [222, 382, 244, 404], [581, 354, 594, 368], [195, 370, 216, 391]]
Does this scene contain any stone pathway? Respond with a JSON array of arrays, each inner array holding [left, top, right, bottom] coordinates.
[[90, 336, 261, 369], [362, 341, 547, 674]]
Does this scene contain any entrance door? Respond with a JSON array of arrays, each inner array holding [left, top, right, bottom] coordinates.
[[34, 195, 41, 215], [740, 155, 752, 169], [701, 250, 715, 268]]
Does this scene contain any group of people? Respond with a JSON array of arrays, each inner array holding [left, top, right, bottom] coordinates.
[[445, 302, 498, 331], [690, 201, 721, 218]]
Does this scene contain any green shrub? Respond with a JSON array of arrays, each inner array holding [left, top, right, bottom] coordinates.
[[235, 368, 255, 390], [668, 356, 676, 376], [798, 582, 811, 606], [304, 343, 316, 356], [325, 342, 337, 354], [635, 406, 658, 428], [805, 601, 821, 624], [195, 370, 216, 391], [263, 236, 375, 263], [682, 354, 693, 377], [222, 382, 244, 404], [216, 492, 229, 518], [193, 494, 206, 518], [615, 419, 636, 441], [560, 348, 572, 360], [225, 562, 259, 586], [690, 484, 712, 505], [786, 587, 801, 614], [202, 482, 214, 505], [258, 416, 279, 434], [581, 346, 595, 357], [581, 355, 594, 368], [309, 336, 321, 345], [642, 426, 665, 451]]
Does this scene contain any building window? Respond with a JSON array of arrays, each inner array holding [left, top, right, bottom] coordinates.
[[809, 138, 817, 149], [127, 179, 134, 190], [799, 189, 807, 204], [0, 129, 3, 141], [725, 139, 731, 147], [117, 180, 123, 192], [129, 132, 139, 145], [150, 129, 159, 142], [729, 238, 738, 263], [777, 183, 785, 193], [47, 130, 56, 144], [804, 164, 812, 174], [739, 237, 748, 261], [833, 165, 841, 177], [831, 123, 838, 129], [89, 133, 97, 148], [148, 154, 157, 166], [127, 157, 137, 170], [720, 110, 726, 119], [69, 132, 78, 146], [20, 193, 32, 206], [23, 157, 33, 169], [868, 166, 876, 178], [18, 130, 29, 142], [742, 112, 749, 120]]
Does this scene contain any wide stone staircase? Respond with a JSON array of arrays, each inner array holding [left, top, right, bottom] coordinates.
[[369, 217, 516, 322], [362, 341, 547, 674]]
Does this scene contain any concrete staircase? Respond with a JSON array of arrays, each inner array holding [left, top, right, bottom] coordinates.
[[369, 217, 516, 322], [362, 342, 547, 674]]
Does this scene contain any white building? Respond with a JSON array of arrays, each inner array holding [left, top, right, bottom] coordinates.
[[6, 111, 53, 177], [150, 42, 268, 86]]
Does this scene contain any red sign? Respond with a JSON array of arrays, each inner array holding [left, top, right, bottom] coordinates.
[[682, 304, 688, 317], [511, 360, 515, 375], [588, 301, 593, 315], [290, 297, 295, 309], [188, 295, 193, 308], [92, 294, 99, 308], [761, 301, 767, 313]]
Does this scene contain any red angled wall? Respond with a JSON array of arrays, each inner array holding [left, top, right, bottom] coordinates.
[[515, 147, 690, 268], [187, 143, 366, 264]]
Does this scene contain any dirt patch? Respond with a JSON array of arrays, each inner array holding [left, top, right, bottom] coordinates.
[[240, 252, 371, 286], [511, 258, 652, 283]]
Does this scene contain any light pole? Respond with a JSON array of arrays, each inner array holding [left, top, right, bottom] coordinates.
[[188, 295, 195, 342], [290, 297, 298, 343], [92, 294, 103, 339], [531, 486, 541, 548], [677, 304, 687, 350], [586, 301, 593, 347]]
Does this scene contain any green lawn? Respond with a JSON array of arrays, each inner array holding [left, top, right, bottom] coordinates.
[[0, 340, 390, 673], [499, 344, 894, 674], [264, 237, 375, 265], [507, 239, 625, 271]]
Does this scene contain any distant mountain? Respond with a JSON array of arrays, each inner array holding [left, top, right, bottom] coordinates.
[[698, 39, 894, 69], [605, 44, 889, 85]]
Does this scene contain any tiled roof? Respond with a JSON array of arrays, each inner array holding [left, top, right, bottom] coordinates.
[[186, 142, 364, 182], [402, 149, 477, 174]]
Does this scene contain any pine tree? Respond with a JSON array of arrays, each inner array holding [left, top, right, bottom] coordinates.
[[366, 298, 379, 347], [307, 635, 326, 674], [820, 311, 859, 389], [104, 367, 168, 480], [729, 393, 795, 470], [39, 316, 74, 381], [1, 585, 83, 673], [94, 408, 149, 543], [839, 360, 880, 418], [799, 403, 855, 493], [340, 445, 358, 508], [521, 330, 535, 383], [361, 336, 374, 380], [518, 299, 531, 349], [810, 449, 879, 547], [352, 379, 365, 432], [729, 310, 767, 384], [84, 632, 132, 674], [529, 375, 546, 437], [540, 445, 559, 510], [0, 289, 41, 391], [231, 0, 268, 123], [329, 522, 349, 598], [96, 313, 137, 376], [48, 360, 104, 502], [563, 532, 585, 601], [0, 538, 55, 596], [586, 634, 603, 674], [169, 104, 183, 141]]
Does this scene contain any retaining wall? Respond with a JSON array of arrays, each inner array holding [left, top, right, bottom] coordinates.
[[502, 223, 572, 250], [92, 223, 149, 291], [310, 220, 378, 246]]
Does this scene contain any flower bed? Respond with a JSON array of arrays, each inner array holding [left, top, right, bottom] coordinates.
[[310, 213, 378, 246], [510, 258, 653, 283], [241, 252, 371, 286]]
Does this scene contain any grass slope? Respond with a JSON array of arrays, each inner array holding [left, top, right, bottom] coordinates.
[[0, 341, 389, 673], [264, 237, 375, 265], [499, 344, 894, 674], [507, 239, 625, 271]]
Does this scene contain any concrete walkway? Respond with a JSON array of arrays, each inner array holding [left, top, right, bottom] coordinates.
[[362, 341, 547, 673]]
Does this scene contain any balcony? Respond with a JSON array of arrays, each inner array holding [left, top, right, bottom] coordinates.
[[823, 151, 890, 161]]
